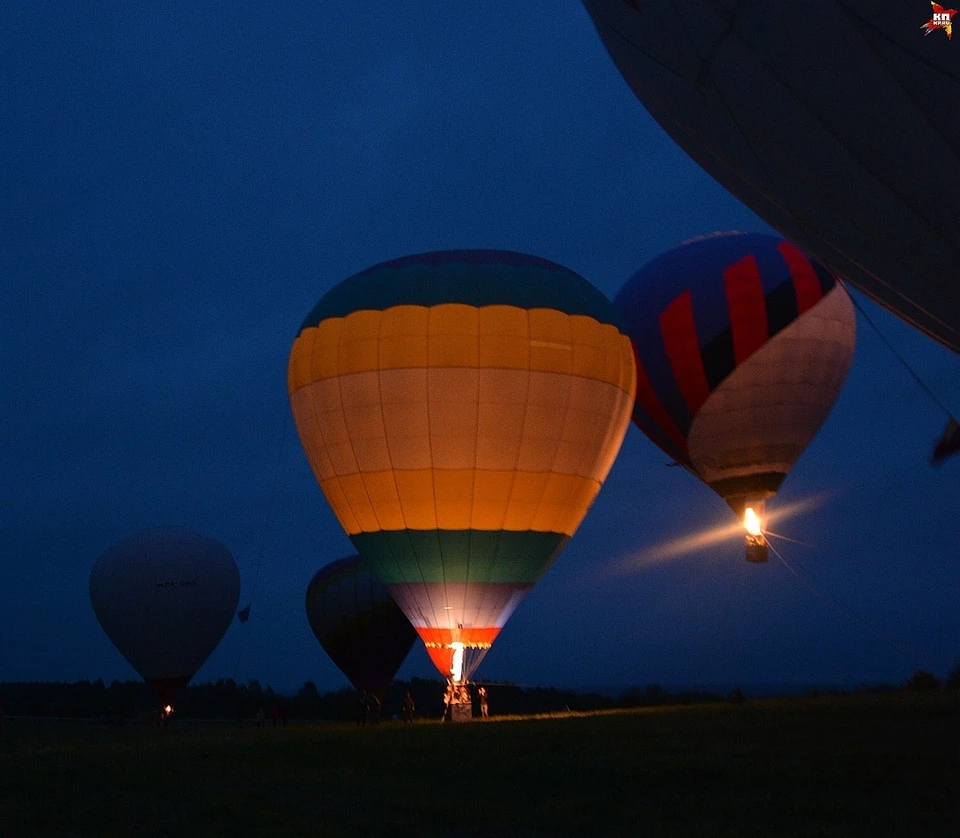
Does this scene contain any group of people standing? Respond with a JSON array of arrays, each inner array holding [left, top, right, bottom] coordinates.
[[442, 683, 489, 721], [356, 690, 382, 726], [353, 684, 490, 725]]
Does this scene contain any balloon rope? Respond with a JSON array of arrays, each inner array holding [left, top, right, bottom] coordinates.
[[231, 414, 290, 680], [714, 547, 743, 636], [683, 550, 744, 693], [763, 530, 820, 550], [251, 417, 289, 599], [765, 538, 929, 663], [848, 289, 955, 420], [768, 530, 960, 595]]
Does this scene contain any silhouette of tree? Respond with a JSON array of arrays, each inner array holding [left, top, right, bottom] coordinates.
[[905, 670, 941, 692]]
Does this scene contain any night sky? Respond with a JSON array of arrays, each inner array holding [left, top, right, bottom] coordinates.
[[4, 1, 958, 695]]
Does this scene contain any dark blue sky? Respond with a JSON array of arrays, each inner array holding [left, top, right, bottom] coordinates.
[[3, 1, 957, 694]]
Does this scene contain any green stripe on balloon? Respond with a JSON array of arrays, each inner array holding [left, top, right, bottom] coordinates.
[[350, 530, 569, 585], [300, 250, 627, 330]]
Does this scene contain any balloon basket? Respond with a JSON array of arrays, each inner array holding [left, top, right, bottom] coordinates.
[[745, 534, 769, 563], [449, 703, 473, 723]]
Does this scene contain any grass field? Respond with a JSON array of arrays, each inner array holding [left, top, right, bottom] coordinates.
[[1, 692, 958, 836]]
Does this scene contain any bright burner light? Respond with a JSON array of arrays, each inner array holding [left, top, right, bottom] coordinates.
[[743, 507, 763, 537], [743, 503, 769, 562], [450, 642, 464, 683]]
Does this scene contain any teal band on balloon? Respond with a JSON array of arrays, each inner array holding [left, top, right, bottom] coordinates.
[[350, 529, 569, 585], [299, 250, 626, 331]]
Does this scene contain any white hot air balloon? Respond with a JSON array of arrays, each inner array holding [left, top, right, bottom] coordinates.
[[90, 527, 240, 702]]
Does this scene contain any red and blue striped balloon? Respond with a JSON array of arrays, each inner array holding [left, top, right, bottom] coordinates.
[[615, 232, 855, 515]]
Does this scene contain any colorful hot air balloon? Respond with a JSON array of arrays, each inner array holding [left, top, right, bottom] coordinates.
[[90, 527, 240, 702], [614, 232, 856, 561], [582, 1, 960, 354], [288, 250, 636, 683], [305, 555, 417, 698]]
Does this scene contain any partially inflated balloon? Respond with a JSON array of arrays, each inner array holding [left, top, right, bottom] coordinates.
[[615, 233, 855, 554], [90, 527, 240, 700], [583, 1, 959, 353], [305, 555, 416, 697], [289, 250, 636, 681]]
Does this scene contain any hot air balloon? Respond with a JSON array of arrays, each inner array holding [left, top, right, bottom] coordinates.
[[614, 232, 856, 561], [582, 1, 960, 354], [90, 527, 240, 703], [305, 555, 417, 699], [288, 250, 636, 684]]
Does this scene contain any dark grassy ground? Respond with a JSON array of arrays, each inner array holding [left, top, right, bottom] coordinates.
[[1, 693, 958, 837]]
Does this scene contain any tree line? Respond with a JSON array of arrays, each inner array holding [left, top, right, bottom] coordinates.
[[1, 667, 956, 723], [0, 677, 722, 721]]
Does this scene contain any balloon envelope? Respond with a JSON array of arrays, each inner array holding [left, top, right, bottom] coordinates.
[[615, 232, 855, 515], [305, 555, 416, 696], [584, 0, 960, 353], [288, 250, 637, 681], [90, 527, 240, 700]]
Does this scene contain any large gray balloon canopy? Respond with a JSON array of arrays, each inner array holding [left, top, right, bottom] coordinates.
[[90, 527, 240, 691], [583, 0, 960, 353]]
